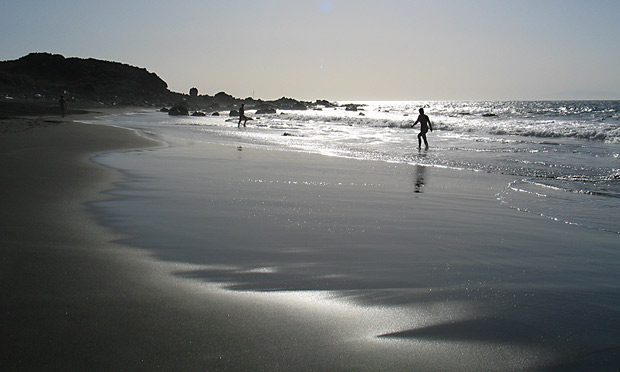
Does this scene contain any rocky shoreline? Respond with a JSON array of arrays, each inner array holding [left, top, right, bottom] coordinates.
[[1, 52, 343, 117]]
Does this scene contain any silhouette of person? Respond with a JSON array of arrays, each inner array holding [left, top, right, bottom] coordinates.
[[238, 104, 248, 127], [59, 95, 67, 117], [411, 108, 433, 149]]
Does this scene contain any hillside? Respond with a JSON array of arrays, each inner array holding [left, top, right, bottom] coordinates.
[[0, 53, 334, 115], [0, 53, 173, 105]]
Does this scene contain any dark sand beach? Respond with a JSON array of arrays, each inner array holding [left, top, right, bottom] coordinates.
[[2, 109, 619, 371], [0, 113, 418, 371]]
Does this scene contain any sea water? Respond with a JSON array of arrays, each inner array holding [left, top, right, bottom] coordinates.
[[92, 100, 620, 234]]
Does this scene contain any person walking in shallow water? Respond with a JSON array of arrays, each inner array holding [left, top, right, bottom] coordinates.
[[412, 108, 433, 149], [238, 104, 248, 127]]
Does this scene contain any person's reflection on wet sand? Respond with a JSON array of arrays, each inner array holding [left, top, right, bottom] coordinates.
[[414, 164, 426, 193]]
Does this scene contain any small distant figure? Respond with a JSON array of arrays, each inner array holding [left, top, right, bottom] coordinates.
[[411, 108, 433, 149], [238, 104, 248, 127], [59, 95, 67, 117]]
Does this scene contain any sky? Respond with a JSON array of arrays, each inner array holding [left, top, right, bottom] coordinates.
[[1, 0, 619, 101]]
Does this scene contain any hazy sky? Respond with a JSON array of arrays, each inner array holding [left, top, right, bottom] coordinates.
[[1, 0, 619, 101]]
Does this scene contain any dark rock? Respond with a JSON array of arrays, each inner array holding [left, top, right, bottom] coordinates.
[[214, 91, 236, 105], [272, 96, 307, 110], [211, 112, 220, 116], [253, 102, 276, 114], [160, 107, 169, 112], [229, 110, 239, 117], [169, 105, 189, 116], [482, 113, 497, 117], [315, 99, 336, 108], [292, 102, 307, 110], [191, 111, 206, 116]]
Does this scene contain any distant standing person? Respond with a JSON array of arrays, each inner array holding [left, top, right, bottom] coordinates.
[[59, 95, 67, 117], [238, 104, 248, 127], [411, 108, 433, 149]]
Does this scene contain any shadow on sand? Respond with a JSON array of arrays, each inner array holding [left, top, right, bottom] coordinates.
[[377, 318, 535, 344]]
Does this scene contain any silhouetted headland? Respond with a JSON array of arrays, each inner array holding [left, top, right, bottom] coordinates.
[[0, 52, 340, 117]]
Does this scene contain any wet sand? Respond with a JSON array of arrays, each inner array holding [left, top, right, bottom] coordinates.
[[0, 116, 418, 371], [2, 112, 619, 371]]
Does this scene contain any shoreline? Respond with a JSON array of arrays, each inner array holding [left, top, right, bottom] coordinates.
[[0, 116, 177, 370], [91, 115, 620, 370], [0, 113, 435, 371], [0, 113, 459, 370], [2, 110, 619, 371]]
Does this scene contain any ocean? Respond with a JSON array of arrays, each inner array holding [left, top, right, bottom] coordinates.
[[92, 100, 620, 234]]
